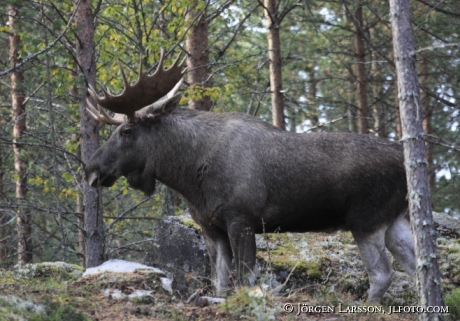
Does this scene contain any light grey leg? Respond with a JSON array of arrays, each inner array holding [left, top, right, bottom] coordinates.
[[352, 227, 393, 302], [202, 227, 232, 297], [385, 215, 416, 276]]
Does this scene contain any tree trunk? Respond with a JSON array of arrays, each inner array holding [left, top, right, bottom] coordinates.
[[9, 5, 32, 265], [74, 0, 105, 268], [308, 69, 318, 128], [354, 6, 369, 134], [389, 1, 445, 319], [264, 0, 285, 130], [76, 135, 86, 268], [394, 77, 403, 139], [370, 27, 386, 137], [71, 65, 86, 268], [161, 184, 175, 217], [419, 58, 435, 190], [186, 1, 212, 111], [0, 130, 6, 261]]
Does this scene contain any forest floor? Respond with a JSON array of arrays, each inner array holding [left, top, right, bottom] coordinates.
[[0, 242, 460, 321], [0, 260, 449, 321], [1, 212, 459, 321]]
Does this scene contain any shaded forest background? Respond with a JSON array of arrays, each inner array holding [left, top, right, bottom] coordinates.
[[0, 0, 459, 267]]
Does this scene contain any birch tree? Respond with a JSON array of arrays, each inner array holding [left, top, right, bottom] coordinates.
[[389, 0, 445, 319]]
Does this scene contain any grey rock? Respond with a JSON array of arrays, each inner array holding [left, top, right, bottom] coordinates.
[[433, 211, 460, 237], [145, 212, 210, 297]]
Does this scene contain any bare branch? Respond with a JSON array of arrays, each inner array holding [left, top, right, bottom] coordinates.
[[415, 0, 460, 18], [0, 0, 81, 77], [105, 196, 154, 232]]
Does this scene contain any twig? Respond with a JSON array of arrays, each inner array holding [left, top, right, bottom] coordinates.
[[0, 0, 81, 77], [307, 114, 347, 131], [105, 196, 154, 232], [269, 263, 298, 295]]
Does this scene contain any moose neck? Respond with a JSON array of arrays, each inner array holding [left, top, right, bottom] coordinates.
[[149, 108, 217, 206]]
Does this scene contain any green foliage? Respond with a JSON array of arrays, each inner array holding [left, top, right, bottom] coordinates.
[[445, 288, 460, 321]]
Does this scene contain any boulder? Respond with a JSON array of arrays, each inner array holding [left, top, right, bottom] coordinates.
[[144, 213, 210, 297]]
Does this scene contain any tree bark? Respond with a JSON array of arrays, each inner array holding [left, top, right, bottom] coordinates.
[[76, 135, 86, 268], [161, 184, 175, 217], [370, 27, 386, 137], [394, 77, 403, 139], [0, 127, 6, 261], [186, 1, 212, 111], [354, 6, 369, 134], [74, 0, 105, 268], [9, 5, 32, 265], [419, 58, 435, 190], [71, 65, 86, 268], [308, 68, 318, 128], [389, 0, 445, 319], [264, 0, 285, 130]]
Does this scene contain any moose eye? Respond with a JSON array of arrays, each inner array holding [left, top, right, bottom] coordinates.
[[122, 128, 132, 136]]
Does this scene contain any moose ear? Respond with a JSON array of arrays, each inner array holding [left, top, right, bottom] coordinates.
[[144, 94, 182, 119]]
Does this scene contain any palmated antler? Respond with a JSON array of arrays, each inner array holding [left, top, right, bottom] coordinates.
[[87, 48, 184, 124]]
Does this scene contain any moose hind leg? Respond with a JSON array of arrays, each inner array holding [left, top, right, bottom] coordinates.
[[202, 227, 233, 297], [385, 215, 416, 276], [352, 227, 393, 302]]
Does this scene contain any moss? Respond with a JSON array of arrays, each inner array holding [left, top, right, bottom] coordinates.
[[297, 261, 322, 280], [447, 247, 459, 254], [336, 273, 369, 298], [445, 288, 460, 321], [177, 215, 201, 230]]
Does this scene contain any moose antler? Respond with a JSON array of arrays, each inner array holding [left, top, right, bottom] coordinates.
[[87, 48, 184, 124]]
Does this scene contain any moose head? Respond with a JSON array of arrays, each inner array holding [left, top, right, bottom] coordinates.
[[84, 49, 185, 195]]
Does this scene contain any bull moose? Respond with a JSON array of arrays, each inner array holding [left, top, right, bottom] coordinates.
[[84, 49, 415, 302]]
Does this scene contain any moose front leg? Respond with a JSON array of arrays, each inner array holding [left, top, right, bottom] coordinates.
[[227, 220, 258, 286], [202, 226, 233, 297]]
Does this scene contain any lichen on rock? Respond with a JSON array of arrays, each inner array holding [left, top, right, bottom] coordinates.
[[0, 295, 46, 321], [14, 261, 84, 280]]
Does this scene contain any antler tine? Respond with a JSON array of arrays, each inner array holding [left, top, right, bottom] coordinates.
[[172, 52, 185, 68], [86, 98, 124, 126], [156, 47, 166, 74], [86, 98, 101, 119], [117, 59, 131, 89], [137, 54, 143, 78], [91, 81, 113, 100]]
